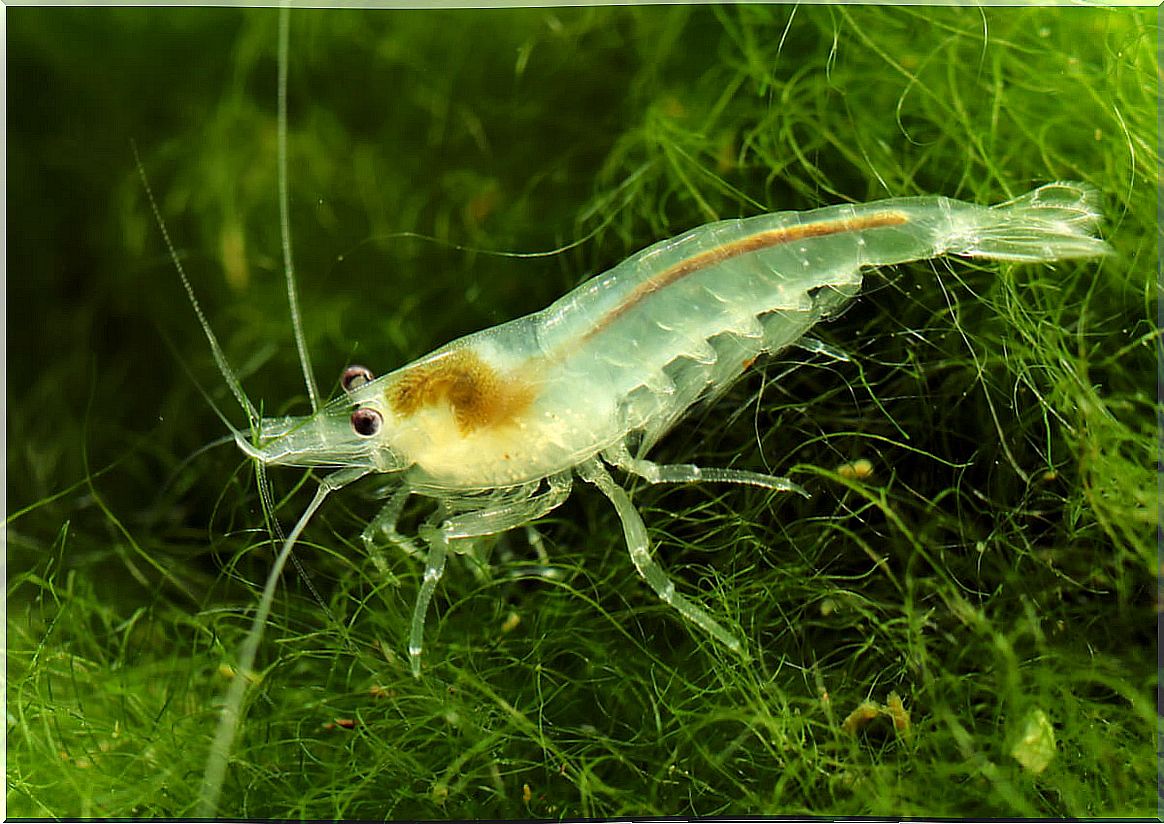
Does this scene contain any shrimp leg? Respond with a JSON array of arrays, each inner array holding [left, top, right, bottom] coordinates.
[[362, 484, 421, 558], [408, 472, 573, 677], [604, 442, 808, 496], [577, 457, 745, 655]]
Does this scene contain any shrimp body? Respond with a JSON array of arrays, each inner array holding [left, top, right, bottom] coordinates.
[[234, 180, 1111, 678], [179, 167, 1109, 814], [257, 183, 1110, 498]]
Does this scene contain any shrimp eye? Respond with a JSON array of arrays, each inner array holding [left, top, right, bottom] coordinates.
[[350, 407, 382, 438], [341, 365, 374, 392]]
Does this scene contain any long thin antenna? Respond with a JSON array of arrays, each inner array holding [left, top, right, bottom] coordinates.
[[278, 3, 321, 412], [133, 142, 258, 429]]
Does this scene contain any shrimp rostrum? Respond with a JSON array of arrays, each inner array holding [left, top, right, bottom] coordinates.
[[227, 182, 1112, 677]]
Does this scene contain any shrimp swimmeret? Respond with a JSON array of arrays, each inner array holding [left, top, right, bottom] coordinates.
[[235, 182, 1111, 667]]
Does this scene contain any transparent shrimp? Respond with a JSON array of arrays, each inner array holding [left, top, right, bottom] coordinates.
[[236, 178, 1110, 666], [142, 13, 1112, 816], [163, 179, 1111, 811]]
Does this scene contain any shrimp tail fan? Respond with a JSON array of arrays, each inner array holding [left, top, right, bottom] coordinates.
[[945, 181, 1113, 262]]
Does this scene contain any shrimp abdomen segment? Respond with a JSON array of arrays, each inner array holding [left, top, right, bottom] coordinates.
[[533, 184, 1109, 444], [535, 203, 921, 438]]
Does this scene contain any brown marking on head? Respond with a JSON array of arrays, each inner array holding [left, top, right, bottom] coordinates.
[[387, 348, 534, 434], [585, 210, 910, 342]]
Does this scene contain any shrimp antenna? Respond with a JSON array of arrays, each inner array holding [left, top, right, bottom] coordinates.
[[133, 142, 259, 432], [277, 3, 321, 412]]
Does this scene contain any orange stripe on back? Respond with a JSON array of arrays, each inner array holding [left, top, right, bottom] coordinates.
[[584, 210, 908, 341]]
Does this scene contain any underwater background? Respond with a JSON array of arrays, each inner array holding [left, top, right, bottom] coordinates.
[[8, 6, 1157, 817]]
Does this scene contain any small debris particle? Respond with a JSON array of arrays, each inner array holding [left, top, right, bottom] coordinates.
[[1011, 708, 1055, 774], [885, 692, 911, 733], [220, 221, 249, 291], [501, 611, 521, 634], [716, 131, 737, 174], [661, 96, 686, 118], [841, 702, 882, 734], [377, 639, 400, 665], [217, 663, 260, 684], [837, 458, 874, 480], [465, 186, 501, 227], [841, 693, 912, 737]]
